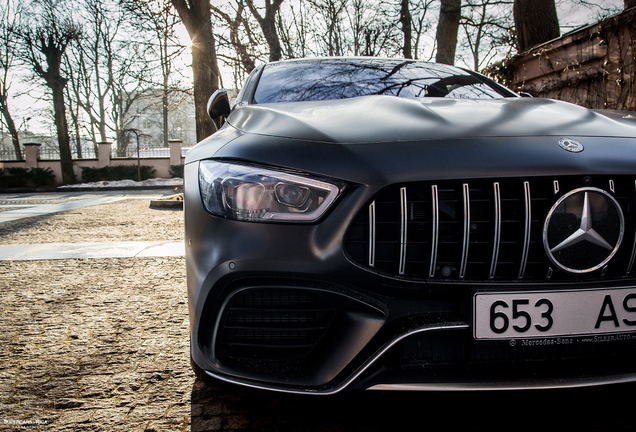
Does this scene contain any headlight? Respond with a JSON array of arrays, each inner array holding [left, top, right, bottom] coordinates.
[[198, 161, 342, 222]]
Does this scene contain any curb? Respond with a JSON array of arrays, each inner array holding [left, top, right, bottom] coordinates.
[[0, 185, 180, 193], [149, 193, 184, 210]]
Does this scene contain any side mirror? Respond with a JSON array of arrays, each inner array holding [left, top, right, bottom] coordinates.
[[207, 89, 231, 121], [519, 92, 533, 98]]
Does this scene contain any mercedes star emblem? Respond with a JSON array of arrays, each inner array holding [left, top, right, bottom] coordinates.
[[543, 187, 624, 274], [558, 138, 584, 153]]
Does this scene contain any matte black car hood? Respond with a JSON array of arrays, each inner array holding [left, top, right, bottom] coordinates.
[[226, 96, 636, 143], [185, 96, 636, 184]]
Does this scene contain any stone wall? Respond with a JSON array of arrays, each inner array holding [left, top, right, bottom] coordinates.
[[510, 7, 636, 111], [0, 141, 185, 184]]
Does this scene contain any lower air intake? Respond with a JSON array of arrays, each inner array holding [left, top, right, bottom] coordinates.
[[216, 288, 336, 361]]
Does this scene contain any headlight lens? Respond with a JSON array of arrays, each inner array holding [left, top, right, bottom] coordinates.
[[198, 161, 342, 222]]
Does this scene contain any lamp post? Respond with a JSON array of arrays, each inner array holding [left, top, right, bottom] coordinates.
[[124, 128, 143, 182]]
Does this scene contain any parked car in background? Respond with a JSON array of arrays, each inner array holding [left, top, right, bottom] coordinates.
[[184, 57, 636, 394]]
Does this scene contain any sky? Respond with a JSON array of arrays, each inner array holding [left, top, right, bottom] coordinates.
[[2, 0, 628, 137], [557, 0, 624, 30]]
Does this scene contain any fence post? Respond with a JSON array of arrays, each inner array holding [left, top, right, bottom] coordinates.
[[169, 139, 183, 166], [98, 142, 111, 168], [24, 143, 41, 169]]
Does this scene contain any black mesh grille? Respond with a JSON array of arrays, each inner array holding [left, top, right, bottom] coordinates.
[[344, 176, 636, 282], [397, 330, 636, 379], [217, 289, 336, 361]]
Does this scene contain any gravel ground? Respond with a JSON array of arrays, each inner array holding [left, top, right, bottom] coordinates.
[[0, 199, 183, 245]]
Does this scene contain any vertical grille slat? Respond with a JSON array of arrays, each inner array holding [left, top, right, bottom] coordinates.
[[369, 201, 376, 268], [489, 182, 501, 279], [399, 187, 408, 276], [430, 185, 439, 278], [459, 184, 470, 279], [343, 176, 636, 283], [518, 181, 531, 279]]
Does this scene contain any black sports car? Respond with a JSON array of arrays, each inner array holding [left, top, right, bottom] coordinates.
[[184, 57, 636, 394]]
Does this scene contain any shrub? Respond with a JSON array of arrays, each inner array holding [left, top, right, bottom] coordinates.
[[0, 167, 56, 188], [80, 166, 101, 183], [27, 167, 56, 186], [5, 167, 29, 187], [169, 164, 184, 178], [80, 164, 156, 182]]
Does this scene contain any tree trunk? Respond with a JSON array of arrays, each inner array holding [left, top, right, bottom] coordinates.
[[514, 0, 559, 52], [191, 38, 219, 141], [211, 3, 258, 72], [246, 0, 284, 62], [163, 86, 169, 147], [262, 17, 282, 62], [114, 93, 126, 156], [400, 0, 412, 59], [171, 0, 219, 142], [69, 98, 82, 159], [94, 54, 107, 143], [435, 0, 461, 65], [51, 81, 75, 184], [626, 0, 636, 9], [0, 97, 22, 160]]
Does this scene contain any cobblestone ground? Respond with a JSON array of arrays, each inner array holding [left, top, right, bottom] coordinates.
[[1, 198, 636, 431], [0, 258, 191, 431], [0, 199, 183, 244]]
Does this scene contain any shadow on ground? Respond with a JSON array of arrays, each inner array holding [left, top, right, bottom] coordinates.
[[191, 378, 636, 431], [0, 212, 55, 237]]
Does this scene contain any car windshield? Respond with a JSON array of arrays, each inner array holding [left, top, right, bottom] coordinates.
[[253, 58, 512, 103]]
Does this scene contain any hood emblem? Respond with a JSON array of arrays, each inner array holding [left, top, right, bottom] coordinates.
[[558, 138, 584, 153], [543, 187, 624, 274]]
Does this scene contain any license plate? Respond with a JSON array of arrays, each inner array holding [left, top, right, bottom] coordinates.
[[474, 287, 636, 340]]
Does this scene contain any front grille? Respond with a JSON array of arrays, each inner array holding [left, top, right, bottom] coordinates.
[[344, 176, 636, 281], [217, 288, 336, 361]]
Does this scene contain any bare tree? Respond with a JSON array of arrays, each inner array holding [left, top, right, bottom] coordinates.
[[122, 0, 187, 147], [212, 1, 259, 74], [626, 0, 636, 9], [344, 0, 366, 56], [436, 0, 461, 65], [21, 0, 81, 184], [65, 39, 92, 145], [61, 0, 123, 157], [514, 0, 559, 52], [411, 0, 435, 60], [278, 0, 310, 58], [308, 0, 348, 56], [245, 0, 285, 62], [64, 53, 86, 157], [84, 0, 120, 145], [0, 0, 23, 160], [460, 0, 514, 71], [399, 0, 413, 58], [390, 0, 434, 60], [112, 63, 154, 155], [171, 0, 220, 142]]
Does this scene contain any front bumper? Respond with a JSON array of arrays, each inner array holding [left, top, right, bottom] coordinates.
[[185, 161, 636, 393]]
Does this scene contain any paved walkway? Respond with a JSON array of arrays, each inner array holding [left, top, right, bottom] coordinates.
[[0, 195, 161, 223], [0, 190, 183, 260], [0, 241, 184, 260]]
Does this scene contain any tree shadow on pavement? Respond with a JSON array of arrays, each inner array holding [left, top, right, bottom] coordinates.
[[0, 213, 56, 237]]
